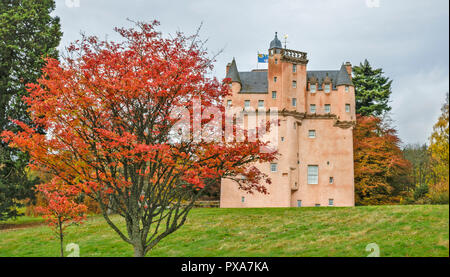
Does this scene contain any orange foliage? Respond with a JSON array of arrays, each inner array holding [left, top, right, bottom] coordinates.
[[353, 115, 412, 205]]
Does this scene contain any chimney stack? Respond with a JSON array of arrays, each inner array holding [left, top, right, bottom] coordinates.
[[345, 61, 352, 79]]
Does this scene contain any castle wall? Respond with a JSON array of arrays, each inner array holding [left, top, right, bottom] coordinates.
[[291, 119, 355, 207]]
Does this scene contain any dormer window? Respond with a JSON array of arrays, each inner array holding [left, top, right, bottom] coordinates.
[[324, 84, 331, 93], [293, 64, 297, 73], [310, 84, 317, 93]]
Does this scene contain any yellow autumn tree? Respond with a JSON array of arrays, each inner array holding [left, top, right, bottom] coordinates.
[[428, 92, 449, 203]]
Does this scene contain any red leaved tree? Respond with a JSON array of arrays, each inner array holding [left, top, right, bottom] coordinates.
[[353, 115, 412, 205], [35, 179, 87, 257], [2, 21, 277, 256]]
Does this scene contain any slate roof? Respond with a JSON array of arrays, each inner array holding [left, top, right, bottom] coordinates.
[[336, 64, 353, 86], [307, 70, 340, 90], [227, 59, 352, 94], [225, 58, 241, 84], [238, 71, 269, 94]]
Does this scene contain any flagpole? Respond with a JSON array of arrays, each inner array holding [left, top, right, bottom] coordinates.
[[257, 52, 259, 70]]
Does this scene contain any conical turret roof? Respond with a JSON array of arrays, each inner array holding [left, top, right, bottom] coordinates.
[[336, 64, 353, 86], [226, 58, 241, 84]]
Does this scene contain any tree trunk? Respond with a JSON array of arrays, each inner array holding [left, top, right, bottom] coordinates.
[[58, 218, 64, 257], [133, 243, 145, 257]]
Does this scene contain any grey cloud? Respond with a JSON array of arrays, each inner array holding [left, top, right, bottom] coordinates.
[[54, 0, 449, 145]]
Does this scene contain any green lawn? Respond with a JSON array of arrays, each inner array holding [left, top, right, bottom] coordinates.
[[0, 205, 448, 257]]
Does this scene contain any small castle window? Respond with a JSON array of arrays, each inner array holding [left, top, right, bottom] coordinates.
[[324, 84, 331, 93], [244, 100, 250, 108], [329, 199, 334, 206], [292, 98, 297, 107], [270, 163, 278, 172], [297, 200, 302, 207], [275, 59, 278, 64], [242, 196, 245, 203], [324, 104, 331, 113], [345, 86, 349, 92], [345, 104, 351, 113], [272, 91, 277, 99], [227, 100, 232, 108], [258, 100, 264, 108], [329, 177, 334, 184], [310, 104, 316, 113], [292, 80, 297, 88], [293, 64, 297, 73], [308, 130, 316, 138], [310, 84, 317, 93], [315, 204, 321, 207], [281, 137, 284, 142], [274, 77, 277, 83]]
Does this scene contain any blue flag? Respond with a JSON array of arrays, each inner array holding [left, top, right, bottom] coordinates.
[[257, 53, 268, 63]]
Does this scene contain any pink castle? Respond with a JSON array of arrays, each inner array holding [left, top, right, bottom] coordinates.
[[220, 33, 356, 207]]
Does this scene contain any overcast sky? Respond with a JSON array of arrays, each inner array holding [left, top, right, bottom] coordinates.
[[54, 0, 449, 146]]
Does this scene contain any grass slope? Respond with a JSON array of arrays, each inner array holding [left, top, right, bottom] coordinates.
[[0, 205, 448, 257]]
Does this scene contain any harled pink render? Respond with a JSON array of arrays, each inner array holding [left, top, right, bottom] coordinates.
[[220, 33, 355, 207]]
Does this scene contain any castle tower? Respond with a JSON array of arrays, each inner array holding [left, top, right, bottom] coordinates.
[[220, 33, 355, 208]]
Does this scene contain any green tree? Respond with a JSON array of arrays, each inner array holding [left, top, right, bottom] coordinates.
[[0, 0, 62, 221], [352, 60, 413, 205], [403, 143, 434, 187], [352, 59, 393, 116], [402, 143, 435, 203]]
